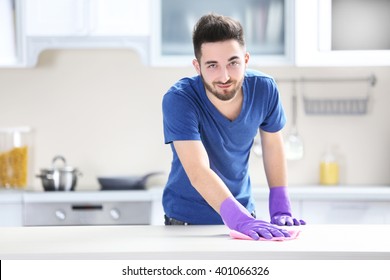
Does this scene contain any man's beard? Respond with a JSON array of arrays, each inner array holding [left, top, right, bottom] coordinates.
[[201, 74, 243, 101]]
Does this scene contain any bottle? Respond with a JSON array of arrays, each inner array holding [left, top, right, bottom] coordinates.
[[319, 146, 339, 185], [0, 127, 34, 189]]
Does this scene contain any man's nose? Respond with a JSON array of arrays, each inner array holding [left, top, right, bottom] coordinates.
[[218, 68, 230, 83]]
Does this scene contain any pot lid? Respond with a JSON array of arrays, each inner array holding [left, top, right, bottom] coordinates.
[[40, 155, 78, 172]]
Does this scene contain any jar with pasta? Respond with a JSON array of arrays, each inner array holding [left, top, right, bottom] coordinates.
[[0, 127, 34, 189]]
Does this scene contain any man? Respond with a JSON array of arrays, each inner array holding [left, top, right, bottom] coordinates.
[[162, 13, 304, 240]]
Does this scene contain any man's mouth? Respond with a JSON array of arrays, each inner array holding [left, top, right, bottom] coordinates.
[[216, 82, 233, 89]]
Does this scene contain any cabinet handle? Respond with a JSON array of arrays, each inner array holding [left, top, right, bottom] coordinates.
[[76, 0, 89, 34], [88, 0, 98, 33]]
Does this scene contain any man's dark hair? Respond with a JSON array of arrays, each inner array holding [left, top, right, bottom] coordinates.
[[192, 13, 245, 61]]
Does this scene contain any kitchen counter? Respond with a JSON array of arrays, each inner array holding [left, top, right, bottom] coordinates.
[[0, 190, 23, 202], [1, 224, 390, 260], [1, 185, 390, 202]]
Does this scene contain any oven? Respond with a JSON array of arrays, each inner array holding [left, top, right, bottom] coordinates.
[[23, 191, 152, 226]]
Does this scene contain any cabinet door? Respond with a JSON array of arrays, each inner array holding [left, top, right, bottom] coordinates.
[[25, 0, 150, 37], [0, 203, 23, 226], [0, 0, 18, 65], [301, 201, 390, 224], [90, 0, 150, 36], [25, 0, 88, 36], [295, 0, 390, 66], [151, 0, 294, 66]]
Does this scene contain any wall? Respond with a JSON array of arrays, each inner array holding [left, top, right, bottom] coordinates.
[[0, 49, 389, 190]]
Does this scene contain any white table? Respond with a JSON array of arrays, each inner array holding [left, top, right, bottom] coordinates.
[[1, 224, 389, 260]]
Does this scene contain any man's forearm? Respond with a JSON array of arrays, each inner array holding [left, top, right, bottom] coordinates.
[[188, 167, 232, 213], [260, 130, 287, 187], [173, 140, 232, 213]]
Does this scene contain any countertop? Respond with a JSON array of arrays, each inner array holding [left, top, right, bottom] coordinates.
[[1, 185, 390, 203], [1, 224, 390, 260]]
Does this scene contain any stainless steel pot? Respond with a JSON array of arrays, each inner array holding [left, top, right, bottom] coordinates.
[[36, 155, 82, 191]]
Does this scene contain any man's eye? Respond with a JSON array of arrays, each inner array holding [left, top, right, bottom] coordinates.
[[207, 64, 217, 68], [230, 61, 239, 66]]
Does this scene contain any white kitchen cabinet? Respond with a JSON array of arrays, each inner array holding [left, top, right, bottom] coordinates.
[[25, 0, 86, 36], [0, 192, 23, 226], [151, 0, 295, 66], [0, 203, 23, 226], [254, 186, 390, 224], [25, 0, 150, 37], [0, 0, 26, 67], [295, 0, 390, 66], [23, 0, 151, 66], [300, 200, 390, 224]]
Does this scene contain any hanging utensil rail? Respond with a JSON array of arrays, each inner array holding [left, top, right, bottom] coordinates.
[[276, 74, 376, 86], [276, 74, 376, 115]]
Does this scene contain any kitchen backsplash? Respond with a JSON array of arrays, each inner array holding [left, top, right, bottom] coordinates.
[[0, 49, 389, 190]]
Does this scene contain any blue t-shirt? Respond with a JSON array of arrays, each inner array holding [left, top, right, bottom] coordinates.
[[162, 69, 286, 224]]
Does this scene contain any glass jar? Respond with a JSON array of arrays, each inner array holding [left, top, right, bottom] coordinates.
[[319, 146, 339, 185], [0, 127, 34, 189]]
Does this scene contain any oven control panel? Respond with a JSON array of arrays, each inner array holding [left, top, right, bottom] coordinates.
[[23, 201, 152, 226]]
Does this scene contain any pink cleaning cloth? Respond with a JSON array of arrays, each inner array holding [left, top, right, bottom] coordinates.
[[230, 229, 300, 241]]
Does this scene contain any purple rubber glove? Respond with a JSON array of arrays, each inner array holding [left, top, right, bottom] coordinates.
[[269, 186, 306, 226], [220, 196, 291, 240]]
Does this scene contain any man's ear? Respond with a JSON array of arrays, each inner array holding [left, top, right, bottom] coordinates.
[[192, 59, 201, 74], [244, 52, 250, 65]]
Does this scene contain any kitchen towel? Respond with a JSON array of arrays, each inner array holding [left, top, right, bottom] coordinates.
[[230, 229, 300, 241]]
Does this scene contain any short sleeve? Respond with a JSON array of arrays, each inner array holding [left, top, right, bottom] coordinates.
[[162, 91, 201, 144], [259, 79, 286, 132]]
